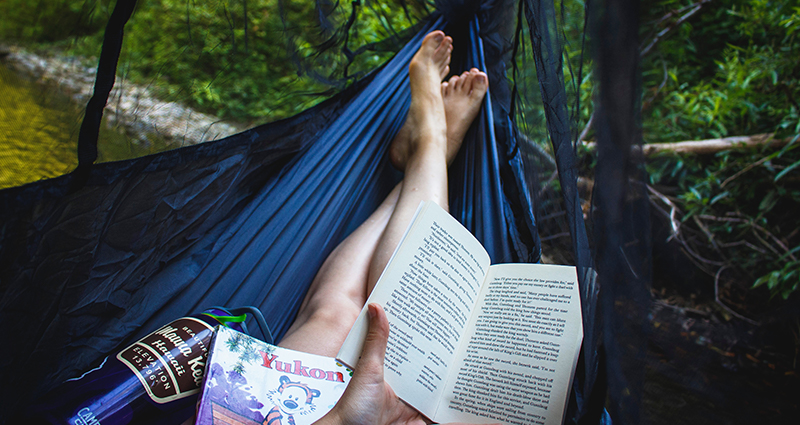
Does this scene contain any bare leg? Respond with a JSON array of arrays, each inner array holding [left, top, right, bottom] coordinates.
[[279, 184, 401, 356], [369, 67, 488, 290], [279, 32, 488, 357], [389, 66, 488, 169]]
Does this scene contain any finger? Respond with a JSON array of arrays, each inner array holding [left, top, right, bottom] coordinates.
[[358, 303, 390, 376]]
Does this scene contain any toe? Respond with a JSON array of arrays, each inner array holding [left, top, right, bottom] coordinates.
[[448, 75, 460, 88], [457, 72, 470, 90], [471, 72, 489, 97], [433, 35, 453, 62], [422, 31, 445, 54]]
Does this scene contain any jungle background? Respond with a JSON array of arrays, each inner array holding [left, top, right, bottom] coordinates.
[[0, 0, 798, 423]]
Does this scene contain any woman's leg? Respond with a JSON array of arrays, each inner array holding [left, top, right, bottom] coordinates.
[[371, 67, 489, 291], [279, 32, 488, 357], [278, 183, 401, 356]]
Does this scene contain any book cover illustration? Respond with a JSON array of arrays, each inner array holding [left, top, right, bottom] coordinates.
[[196, 326, 352, 425]]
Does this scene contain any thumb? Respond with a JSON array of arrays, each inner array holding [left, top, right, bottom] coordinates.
[[357, 303, 390, 377]]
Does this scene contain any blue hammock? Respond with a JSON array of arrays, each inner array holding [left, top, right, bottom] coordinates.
[[0, 0, 656, 421]]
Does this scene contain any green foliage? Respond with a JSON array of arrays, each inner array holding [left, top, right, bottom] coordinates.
[[3, 0, 797, 298], [0, 0, 112, 42], [641, 0, 800, 144], [1, 0, 419, 123]]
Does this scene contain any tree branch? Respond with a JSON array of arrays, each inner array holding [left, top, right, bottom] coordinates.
[[640, 0, 713, 58]]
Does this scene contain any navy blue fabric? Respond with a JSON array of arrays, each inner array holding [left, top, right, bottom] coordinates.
[[0, 15, 540, 417]]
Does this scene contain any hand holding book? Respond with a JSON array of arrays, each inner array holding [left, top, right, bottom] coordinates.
[[315, 303, 499, 425], [337, 202, 582, 425]]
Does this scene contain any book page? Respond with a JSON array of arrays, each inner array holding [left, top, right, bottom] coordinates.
[[435, 264, 582, 425], [337, 201, 491, 417]]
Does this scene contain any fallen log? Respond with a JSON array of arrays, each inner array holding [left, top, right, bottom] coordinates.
[[585, 134, 793, 156]]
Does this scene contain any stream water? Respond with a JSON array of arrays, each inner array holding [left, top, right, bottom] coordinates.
[[0, 63, 173, 190]]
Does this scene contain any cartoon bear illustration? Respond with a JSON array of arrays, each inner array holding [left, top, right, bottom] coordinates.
[[264, 375, 321, 425]]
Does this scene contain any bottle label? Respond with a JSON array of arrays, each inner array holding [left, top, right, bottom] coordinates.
[[117, 317, 215, 404]]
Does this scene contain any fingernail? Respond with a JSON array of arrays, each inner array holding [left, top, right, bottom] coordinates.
[[368, 303, 377, 319]]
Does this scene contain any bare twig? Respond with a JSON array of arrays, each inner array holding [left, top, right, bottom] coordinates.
[[518, 132, 557, 168], [640, 0, 713, 58], [578, 111, 594, 144], [643, 59, 670, 110], [693, 215, 728, 261], [644, 1, 711, 29], [717, 240, 770, 255], [647, 185, 682, 239], [654, 299, 711, 317], [648, 185, 727, 268], [752, 228, 784, 258], [698, 215, 798, 261], [714, 266, 760, 325], [721, 145, 777, 187]]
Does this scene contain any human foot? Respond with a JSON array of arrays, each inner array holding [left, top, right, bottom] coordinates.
[[389, 31, 452, 170], [390, 67, 489, 170], [441, 68, 489, 158]]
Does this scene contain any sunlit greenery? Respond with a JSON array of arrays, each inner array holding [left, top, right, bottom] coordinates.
[[1, 0, 422, 123]]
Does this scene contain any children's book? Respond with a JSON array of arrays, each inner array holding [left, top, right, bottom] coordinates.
[[337, 201, 584, 425], [195, 326, 352, 425]]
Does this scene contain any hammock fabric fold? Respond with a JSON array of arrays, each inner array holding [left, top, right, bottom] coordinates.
[[0, 15, 542, 418]]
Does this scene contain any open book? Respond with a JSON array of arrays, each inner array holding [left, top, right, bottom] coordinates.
[[338, 201, 583, 425]]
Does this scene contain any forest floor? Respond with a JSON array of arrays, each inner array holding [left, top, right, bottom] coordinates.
[[643, 292, 798, 424]]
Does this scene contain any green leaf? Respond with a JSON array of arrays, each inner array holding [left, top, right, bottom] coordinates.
[[753, 273, 770, 288], [775, 159, 800, 182], [766, 271, 781, 290], [710, 191, 730, 205], [759, 190, 779, 211]]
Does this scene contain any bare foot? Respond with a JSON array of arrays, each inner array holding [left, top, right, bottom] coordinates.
[[441, 68, 488, 158], [389, 31, 452, 170], [390, 66, 489, 170]]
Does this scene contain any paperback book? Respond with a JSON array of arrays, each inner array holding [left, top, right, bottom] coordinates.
[[338, 201, 583, 425]]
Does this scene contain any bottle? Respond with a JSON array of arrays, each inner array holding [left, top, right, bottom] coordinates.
[[20, 307, 272, 425]]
